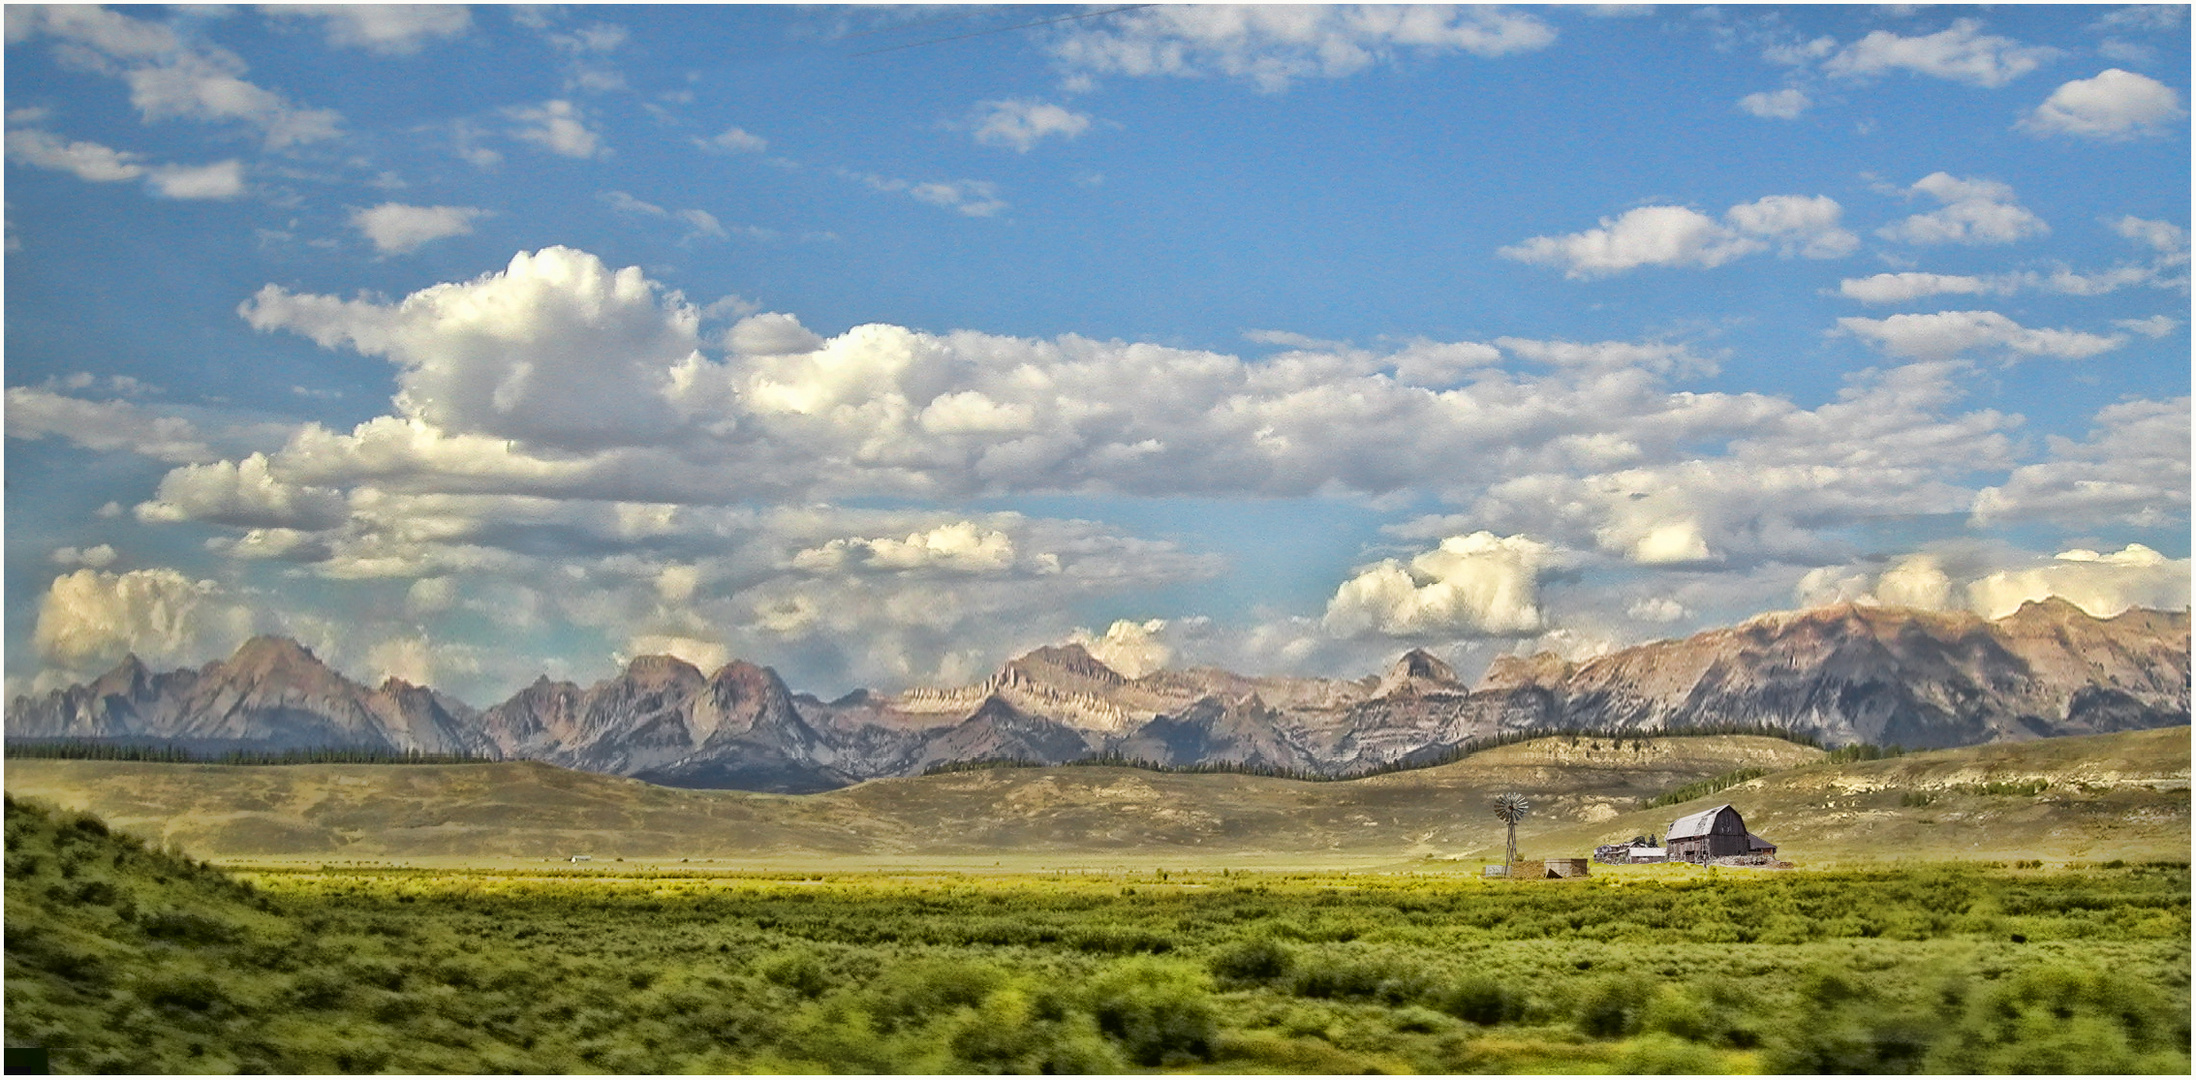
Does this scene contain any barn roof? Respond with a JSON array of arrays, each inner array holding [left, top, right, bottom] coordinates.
[[1667, 804, 1736, 840]]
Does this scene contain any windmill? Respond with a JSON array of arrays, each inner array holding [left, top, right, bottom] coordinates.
[[1492, 791, 1530, 878]]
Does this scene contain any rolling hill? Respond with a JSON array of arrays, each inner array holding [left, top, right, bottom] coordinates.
[[4, 729, 2183, 867]]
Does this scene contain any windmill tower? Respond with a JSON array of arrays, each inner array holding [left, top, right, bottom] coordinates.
[[1492, 791, 1530, 877]]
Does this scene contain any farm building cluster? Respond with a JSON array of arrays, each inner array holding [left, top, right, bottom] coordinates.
[[1594, 804, 1783, 868]]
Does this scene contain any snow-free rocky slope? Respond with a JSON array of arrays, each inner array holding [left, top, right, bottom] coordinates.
[[9, 600, 2187, 792]]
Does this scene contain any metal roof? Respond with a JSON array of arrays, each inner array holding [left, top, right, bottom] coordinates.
[[1666, 804, 1735, 840]]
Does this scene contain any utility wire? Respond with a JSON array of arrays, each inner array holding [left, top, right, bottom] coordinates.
[[850, 4, 1154, 57]]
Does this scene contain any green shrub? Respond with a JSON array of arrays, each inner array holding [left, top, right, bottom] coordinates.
[[1207, 937, 1295, 985], [1576, 974, 1655, 1038], [1437, 975, 1525, 1026], [1082, 958, 1217, 1067]]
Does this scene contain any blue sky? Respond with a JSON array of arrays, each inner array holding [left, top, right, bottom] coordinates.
[[6, 4, 2189, 704]]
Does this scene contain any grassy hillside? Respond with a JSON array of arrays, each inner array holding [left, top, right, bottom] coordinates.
[[1, 730, 2183, 866], [1531, 727, 2192, 866], [8, 794, 2190, 1073]]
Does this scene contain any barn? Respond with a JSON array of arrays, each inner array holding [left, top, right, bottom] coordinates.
[[1665, 804, 1776, 864]]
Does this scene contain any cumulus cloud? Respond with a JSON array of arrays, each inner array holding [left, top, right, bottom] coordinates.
[[1799, 543, 2190, 620], [2022, 69, 2187, 139], [32, 567, 254, 687], [792, 522, 1020, 575], [51, 544, 118, 569], [91, 246, 2170, 693], [971, 99, 1093, 151], [5, 128, 144, 181], [1837, 310, 2124, 361], [240, 246, 706, 452], [2113, 215, 2189, 258], [1877, 173, 2048, 246], [1971, 397, 2188, 528], [1968, 545, 2190, 618], [1071, 618, 1172, 678], [350, 203, 484, 254], [264, 5, 471, 55], [4, 386, 220, 462], [135, 453, 349, 530], [1502, 194, 1856, 278], [9, 7, 342, 148], [145, 160, 244, 199], [695, 126, 767, 154], [1838, 271, 2008, 304], [506, 99, 602, 158], [1048, 5, 1556, 92], [1738, 87, 1810, 119], [1323, 532, 1552, 638], [1822, 19, 2057, 87]]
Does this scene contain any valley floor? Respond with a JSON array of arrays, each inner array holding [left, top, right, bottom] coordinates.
[[5, 792, 2189, 1074]]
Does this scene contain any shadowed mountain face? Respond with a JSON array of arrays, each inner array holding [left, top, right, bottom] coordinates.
[[8, 601, 2188, 791]]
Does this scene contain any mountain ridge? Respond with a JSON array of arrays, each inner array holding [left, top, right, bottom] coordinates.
[[9, 600, 2187, 792]]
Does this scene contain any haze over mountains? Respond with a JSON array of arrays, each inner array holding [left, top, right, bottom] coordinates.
[[8, 599, 2187, 793]]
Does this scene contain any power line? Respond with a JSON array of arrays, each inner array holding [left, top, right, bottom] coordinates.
[[850, 4, 1154, 57]]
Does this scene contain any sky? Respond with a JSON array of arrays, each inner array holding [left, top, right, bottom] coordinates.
[[5, 4, 2190, 707]]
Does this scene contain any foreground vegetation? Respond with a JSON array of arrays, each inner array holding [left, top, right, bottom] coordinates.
[[6, 795, 2188, 1074]]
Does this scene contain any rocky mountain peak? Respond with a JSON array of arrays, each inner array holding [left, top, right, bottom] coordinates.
[[226, 635, 328, 676], [621, 654, 706, 688], [1478, 651, 1574, 692], [1006, 643, 1125, 686], [1374, 649, 1462, 698]]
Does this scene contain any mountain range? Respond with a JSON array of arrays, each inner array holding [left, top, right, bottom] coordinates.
[[8, 598, 2188, 793]]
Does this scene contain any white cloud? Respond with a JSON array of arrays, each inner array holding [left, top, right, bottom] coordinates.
[[1823, 19, 2057, 87], [350, 203, 484, 254], [2112, 215, 2189, 258], [1323, 532, 1552, 638], [264, 5, 471, 55], [32, 567, 254, 687], [51, 544, 118, 569], [1969, 546, 2190, 618], [696, 126, 767, 154], [2022, 68, 2187, 139], [4, 386, 220, 463], [1724, 194, 1862, 258], [1502, 194, 1855, 278], [1838, 271, 2007, 304], [5, 128, 143, 181], [104, 33, 341, 147], [1626, 596, 1690, 623], [1071, 618, 1172, 678], [136, 453, 349, 530], [838, 170, 1008, 218], [1837, 310, 2124, 361], [1971, 397, 2189, 528], [145, 160, 245, 199], [2115, 315, 2183, 338], [1738, 87, 1810, 119], [1048, 5, 1556, 92], [1877, 172, 2048, 246], [971, 99, 1093, 152], [506, 99, 602, 158], [792, 522, 1019, 575], [239, 246, 705, 452]]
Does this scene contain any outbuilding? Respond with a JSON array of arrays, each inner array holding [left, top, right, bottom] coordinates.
[[1664, 804, 1776, 864]]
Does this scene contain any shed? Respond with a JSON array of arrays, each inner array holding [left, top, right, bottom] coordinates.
[[1665, 804, 1775, 864], [1626, 846, 1668, 864]]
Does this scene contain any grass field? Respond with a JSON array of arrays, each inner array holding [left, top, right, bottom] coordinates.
[[3, 729, 2184, 869], [6, 795, 2190, 1074]]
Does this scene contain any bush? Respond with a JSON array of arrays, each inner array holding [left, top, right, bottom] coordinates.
[[1576, 974, 1654, 1038], [1207, 937, 1295, 985], [1438, 975, 1525, 1026], [1082, 958, 1217, 1067]]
